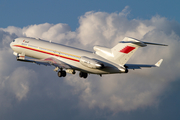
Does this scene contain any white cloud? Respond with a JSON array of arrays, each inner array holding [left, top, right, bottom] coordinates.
[[0, 7, 180, 114], [7, 67, 37, 101], [71, 11, 180, 111]]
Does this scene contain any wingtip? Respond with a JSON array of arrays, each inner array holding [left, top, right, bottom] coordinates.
[[155, 59, 163, 67]]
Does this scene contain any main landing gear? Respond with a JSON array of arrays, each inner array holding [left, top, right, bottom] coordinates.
[[79, 72, 88, 79], [57, 70, 66, 77], [57, 69, 88, 79]]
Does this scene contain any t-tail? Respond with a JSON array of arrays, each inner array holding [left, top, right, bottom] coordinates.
[[94, 37, 167, 65]]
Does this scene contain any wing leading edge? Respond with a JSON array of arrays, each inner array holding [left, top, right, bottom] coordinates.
[[17, 57, 72, 69], [125, 59, 163, 69]]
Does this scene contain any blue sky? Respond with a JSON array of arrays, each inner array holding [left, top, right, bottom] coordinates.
[[0, 0, 180, 120], [0, 0, 180, 30]]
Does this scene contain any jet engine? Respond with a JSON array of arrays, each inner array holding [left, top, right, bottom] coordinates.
[[80, 56, 104, 69]]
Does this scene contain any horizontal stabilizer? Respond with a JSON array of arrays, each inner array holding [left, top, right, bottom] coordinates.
[[119, 37, 168, 46], [143, 42, 168, 46]]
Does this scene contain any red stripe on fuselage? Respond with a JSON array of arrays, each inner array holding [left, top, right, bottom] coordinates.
[[13, 45, 80, 62], [120, 46, 135, 54]]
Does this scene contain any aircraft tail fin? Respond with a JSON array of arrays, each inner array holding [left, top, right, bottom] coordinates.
[[111, 37, 146, 65], [94, 37, 167, 65]]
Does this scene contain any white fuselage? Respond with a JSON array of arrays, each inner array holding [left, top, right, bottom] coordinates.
[[10, 38, 124, 74]]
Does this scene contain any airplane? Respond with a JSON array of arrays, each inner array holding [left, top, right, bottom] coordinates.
[[10, 37, 167, 79]]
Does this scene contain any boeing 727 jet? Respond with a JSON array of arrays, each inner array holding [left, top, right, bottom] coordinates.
[[10, 37, 167, 78]]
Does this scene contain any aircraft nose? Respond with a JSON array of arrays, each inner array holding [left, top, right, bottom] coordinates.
[[10, 39, 16, 48], [10, 42, 13, 48]]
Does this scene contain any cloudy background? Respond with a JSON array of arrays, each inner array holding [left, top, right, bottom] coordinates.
[[0, 0, 180, 120]]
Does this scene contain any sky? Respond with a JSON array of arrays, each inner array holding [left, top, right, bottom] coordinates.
[[0, 0, 180, 120]]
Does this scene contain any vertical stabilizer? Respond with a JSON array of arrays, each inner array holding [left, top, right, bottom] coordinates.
[[111, 37, 146, 65], [94, 37, 166, 66]]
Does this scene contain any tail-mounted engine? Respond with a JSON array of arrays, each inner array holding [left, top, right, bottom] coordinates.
[[80, 56, 104, 69]]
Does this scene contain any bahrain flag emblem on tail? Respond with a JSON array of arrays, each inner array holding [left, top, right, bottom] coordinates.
[[119, 46, 135, 54]]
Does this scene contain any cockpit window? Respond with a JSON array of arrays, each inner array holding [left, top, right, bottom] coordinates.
[[13, 39, 15, 42]]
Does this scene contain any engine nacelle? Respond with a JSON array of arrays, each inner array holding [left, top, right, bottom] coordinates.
[[118, 66, 128, 73], [80, 56, 104, 69]]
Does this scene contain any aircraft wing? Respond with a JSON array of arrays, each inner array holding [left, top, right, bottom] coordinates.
[[17, 57, 72, 69], [125, 59, 163, 69]]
